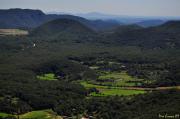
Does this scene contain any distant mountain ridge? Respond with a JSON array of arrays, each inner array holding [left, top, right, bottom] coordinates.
[[31, 19, 180, 49], [0, 8, 121, 31], [135, 20, 166, 27], [106, 21, 180, 49], [76, 12, 180, 27], [1, 8, 176, 31], [0, 8, 47, 28]]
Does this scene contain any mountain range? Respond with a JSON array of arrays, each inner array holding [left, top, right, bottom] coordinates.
[[0, 8, 180, 49], [76, 12, 179, 27], [0, 8, 121, 31], [106, 21, 180, 48], [28, 16, 180, 49], [1, 8, 179, 30]]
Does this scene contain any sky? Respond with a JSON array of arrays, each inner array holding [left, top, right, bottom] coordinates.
[[0, 0, 180, 17]]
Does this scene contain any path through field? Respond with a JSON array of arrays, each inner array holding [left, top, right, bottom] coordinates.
[[121, 86, 180, 91]]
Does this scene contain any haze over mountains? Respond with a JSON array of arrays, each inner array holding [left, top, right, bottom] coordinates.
[[0, 8, 120, 31], [1, 8, 180, 31], [50, 11, 180, 26]]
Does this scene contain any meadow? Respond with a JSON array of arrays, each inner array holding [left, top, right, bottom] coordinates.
[[97, 71, 144, 87], [0, 29, 28, 36], [80, 81, 146, 96], [0, 109, 62, 119], [0, 112, 13, 118], [37, 73, 57, 80]]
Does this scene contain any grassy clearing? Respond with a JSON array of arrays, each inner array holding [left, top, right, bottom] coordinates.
[[97, 71, 144, 87], [80, 81, 146, 96], [0, 109, 62, 119], [0, 112, 14, 118], [79, 71, 146, 96], [0, 29, 28, 36], [20, 109, 60, 119], [90, 89, 145, 96], [37, 73, 57, 80], [80, 81, 107, 89]]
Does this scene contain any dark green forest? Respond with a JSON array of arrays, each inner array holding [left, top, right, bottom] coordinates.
[[0, 18, 180, 119]]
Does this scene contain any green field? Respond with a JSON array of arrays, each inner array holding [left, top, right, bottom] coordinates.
[[0, 112, 13, 118], [37, 73, 57, 80], [79, 71, 146, 96], [80, 81, 146, 96], [0, 29, 28, 36], [0, 109, 62, 119], [21, 109, 61, 119], [97, 71, 144, 87], [90, 89, 145, 96]]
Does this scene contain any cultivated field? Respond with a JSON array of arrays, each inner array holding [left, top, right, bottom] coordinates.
[[0, 29, 28, 36], [80, 80, 146, 96]]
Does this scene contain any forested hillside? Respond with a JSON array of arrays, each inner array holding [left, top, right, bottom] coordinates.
[[0, 16, 179, 119], [0, 8, 121, 31], [105, 21, 180, 49]]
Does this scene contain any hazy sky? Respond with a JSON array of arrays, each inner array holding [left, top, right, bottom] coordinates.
[[0, 0, 180, 17]]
